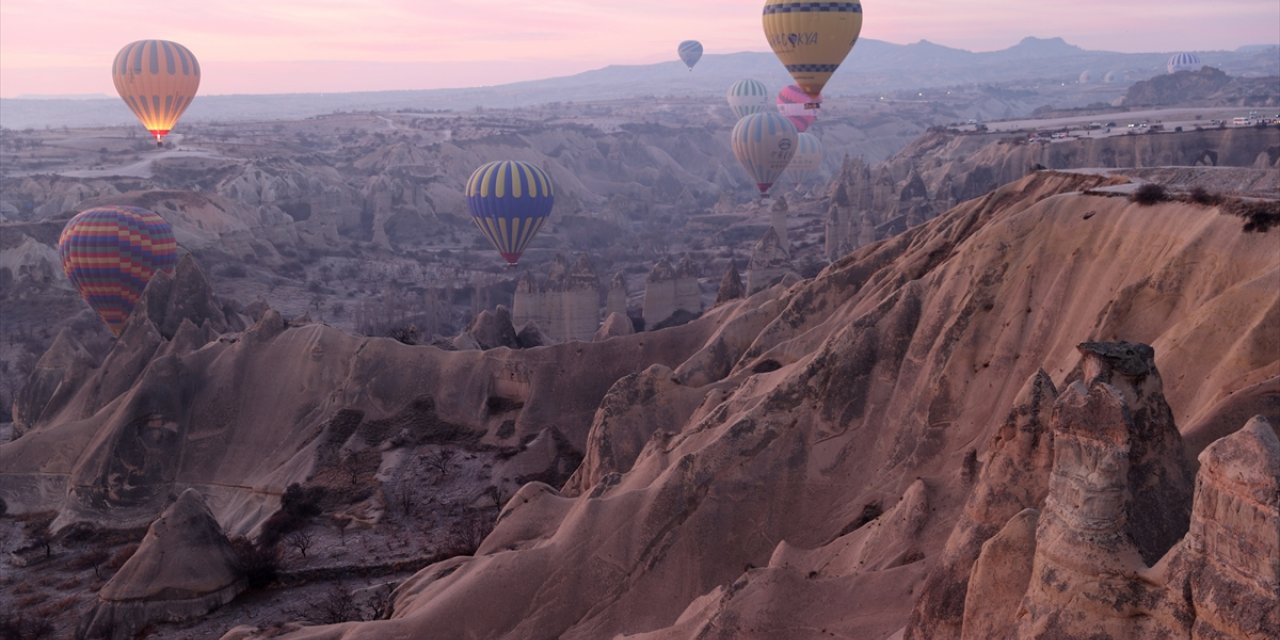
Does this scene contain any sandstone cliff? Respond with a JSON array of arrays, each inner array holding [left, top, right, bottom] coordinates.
[[196, 170, 1275, 640]]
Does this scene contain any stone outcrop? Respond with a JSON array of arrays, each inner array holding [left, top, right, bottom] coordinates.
[[141, 254, 246, 340], [769, 195, 789, 251], [1018, 378, 1174, 638], [906, 370, 1058, 639], [714, 260, 743, 305], [11, 328, 95, 436], [641, 257, 701, 329], [80, 489, 245, 640], [908, 342, 1273, 639], [1165, 416, 1280, 639], [511, 254, 601, 343], [961, 508, 1040, 640], [605, 272, 628, 318], [824, 127, 1280, 256], [746, 227, 793, 294], [464, 305, 519, 350], [594, 312, 635, 341]]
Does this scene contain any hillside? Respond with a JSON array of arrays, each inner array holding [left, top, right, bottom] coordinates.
[[1, 169, 1275, 638], [3, 39, 1277, 131]]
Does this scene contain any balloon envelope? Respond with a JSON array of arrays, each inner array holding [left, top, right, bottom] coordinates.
[[784, 132, 823, 182], [59, 206, 178, 336], [465, 161, 555, 265], [678, 40, 704, 69], [727, 79, 771, 119], [731, 111, 798, 197], [112, 40, 201, 142], [776, 84, 821, 132], [762, 0, 862, 98]]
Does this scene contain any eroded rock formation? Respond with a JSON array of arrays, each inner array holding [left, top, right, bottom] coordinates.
[[81, 489, 245, 640], [511, 254, 601, 342], [747, 227, 793, 294]]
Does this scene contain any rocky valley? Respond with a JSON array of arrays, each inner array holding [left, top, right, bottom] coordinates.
[[1, 54, 1278, 639]]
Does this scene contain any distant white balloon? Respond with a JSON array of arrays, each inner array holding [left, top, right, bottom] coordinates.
[[1167, 53, 1202, 74]]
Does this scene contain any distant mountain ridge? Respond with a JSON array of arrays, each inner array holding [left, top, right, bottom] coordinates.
[[1, 37, 1276, 130]]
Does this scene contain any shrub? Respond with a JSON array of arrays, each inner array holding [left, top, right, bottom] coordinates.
[[1187, 186, 1221, 206], [1130, 183, 1168, 206], [105, 543, 139, 570], [1223, 199, 1280, 233], [230, 537, 280, 589]]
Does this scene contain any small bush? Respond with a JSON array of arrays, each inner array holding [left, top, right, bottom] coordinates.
[[65, 549, 110, 572], [0, 613, 54, 640], [230, 537, 280, 589], [1223, 199, 1280, 233], [1130, 183, 1168, 206], [1187, 187, 1221, 206], [105, 543, 139, 570]]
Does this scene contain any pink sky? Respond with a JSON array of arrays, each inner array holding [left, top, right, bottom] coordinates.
[[2, 0, 1277, 97]]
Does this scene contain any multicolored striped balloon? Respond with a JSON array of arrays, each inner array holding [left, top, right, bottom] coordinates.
[[727, 79, 771, 119], [465, 161, 555, 266], [776, 84, 821, 132], [762, 0, 863, 98], [677, 40, 703, 70], [784, 132, 824, 183], [59, 206, 178, 336], [731, 111, 798, 197], [112, 40, 201, 144]]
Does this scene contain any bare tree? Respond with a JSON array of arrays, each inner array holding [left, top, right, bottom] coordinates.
[[315, 585, 359, 624], [285, 530, 314, 559]]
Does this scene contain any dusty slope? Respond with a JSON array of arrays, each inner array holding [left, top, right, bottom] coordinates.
[[251, 170, 1278, 640], [0, 259, 740, 538]]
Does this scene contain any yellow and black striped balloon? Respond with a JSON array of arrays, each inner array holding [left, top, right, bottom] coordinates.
[[762, 1, 863, 98], [465, 160, 555, 265], [112, 40, 200, 143]]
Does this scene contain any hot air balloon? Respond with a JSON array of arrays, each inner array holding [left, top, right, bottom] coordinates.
[[727, 79, 771, 119], [465, 161, 555, 266], [762, 0, 862, 98], [112, 40, 201, 145], [776, 84, 821, 132], [731, 111, 798, 198], [678, 40, 703, 70], [59, 206, 178, 336], [784, 132, 823, 183], [1167, 53, 1202, 74]]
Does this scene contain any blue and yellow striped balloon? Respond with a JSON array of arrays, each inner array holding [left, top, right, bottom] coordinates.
[[112, 40, 201, 144], [59, 206, 178, 336], [762, 0, 863, 98], [727, 79, 771, 119], [465, 161, 555, 265], [731, 111, 798, 197], [678, 40, 703, 70]]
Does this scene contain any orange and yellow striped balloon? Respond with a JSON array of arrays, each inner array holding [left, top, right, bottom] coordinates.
[[762, 1, 863, 98], [112, 40, 200, 143]]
